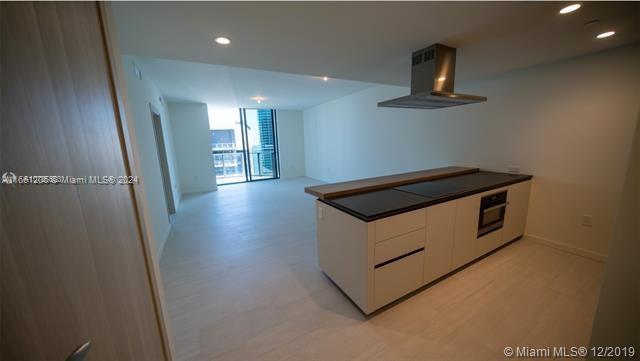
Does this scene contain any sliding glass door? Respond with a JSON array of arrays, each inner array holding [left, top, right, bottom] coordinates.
[[243, 109, 279, 181], [209, 108, 279, 185], [210, 108, 247, 185]]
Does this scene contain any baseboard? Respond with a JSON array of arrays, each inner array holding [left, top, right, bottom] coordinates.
[[525, 233, 607, 262], [183, 187, 217, 195]]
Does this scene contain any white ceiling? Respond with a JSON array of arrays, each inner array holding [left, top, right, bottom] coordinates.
[[129, 56, 374, 109], [113, 1, 639, 87]]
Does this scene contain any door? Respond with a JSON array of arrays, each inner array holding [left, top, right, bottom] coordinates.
[[242, 109, 279, 181], [452, 195, 481, 269], [502, 181, 531, 244], [209, 108, 248, 185], [424, 201, 457, 283], [1, 2, 168, 360], [152, 111, 176, 215]]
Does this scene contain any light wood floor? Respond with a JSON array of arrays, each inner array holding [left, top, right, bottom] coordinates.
[[160, 177, 604, 361]]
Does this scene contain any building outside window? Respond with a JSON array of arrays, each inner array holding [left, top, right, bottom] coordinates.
[[209, 107, 279, 185]]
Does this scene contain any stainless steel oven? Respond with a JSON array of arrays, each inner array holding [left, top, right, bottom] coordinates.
[[478, 190, 507, 237]]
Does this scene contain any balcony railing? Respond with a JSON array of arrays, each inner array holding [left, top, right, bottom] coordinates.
[[248, 151, 275, 177], [212, 143, 236, 150], [212, 149, 276, 180]]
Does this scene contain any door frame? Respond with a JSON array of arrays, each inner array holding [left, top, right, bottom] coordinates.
[[98, 3, 174, 360], [150, 107, 176, 216]]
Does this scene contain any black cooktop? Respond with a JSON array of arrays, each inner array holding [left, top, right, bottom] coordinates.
[[322, 171, 532, 222], [396, 181, 470, 198], [325, 189, 430, 218]]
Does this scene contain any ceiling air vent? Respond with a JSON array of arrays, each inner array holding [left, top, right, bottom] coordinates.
[[412, 54, 422, 66]]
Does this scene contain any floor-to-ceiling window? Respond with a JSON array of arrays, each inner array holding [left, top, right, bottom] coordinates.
[[209, 108, 279, 185]]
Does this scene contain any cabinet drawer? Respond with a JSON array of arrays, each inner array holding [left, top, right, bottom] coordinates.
[[375, 209, 426, 242], [477, 228, 503, 257], [374, 229, 425, 265], [374, 251, 424, 309]]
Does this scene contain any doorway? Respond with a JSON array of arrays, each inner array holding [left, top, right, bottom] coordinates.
[[151, 110, 176, 215], [209, 108, 280, 185]]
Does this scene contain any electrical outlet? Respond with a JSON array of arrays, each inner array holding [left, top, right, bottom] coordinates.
[[581, 214, 593, 227], [507, 165, 521, 174]]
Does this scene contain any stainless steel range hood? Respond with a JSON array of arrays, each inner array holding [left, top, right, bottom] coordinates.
[[378, 44, 486, 109]]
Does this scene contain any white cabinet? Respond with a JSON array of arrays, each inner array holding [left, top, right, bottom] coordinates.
[[452, 195, 481, 269], [374, 251, 424, 309], [375, 229, 424, 264], [477, 227, 503, 256], [316, 201, 372, 312], [502, 180, 531, 244], [316, 179, 531, 314], [373, 211, 426, 309], [375, 208, 426, 242], [424, 201, 456, 284]]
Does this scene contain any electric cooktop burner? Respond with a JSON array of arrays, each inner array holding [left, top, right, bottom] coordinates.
[[395, 181, 470, 198]]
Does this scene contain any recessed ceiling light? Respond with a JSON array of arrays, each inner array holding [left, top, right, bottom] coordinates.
[[214, 36, 231, 45], [252, 96, 265, 103], [559, 3, 581, 14], [596, 31, 615, 39], [322, 76, 329, 82]]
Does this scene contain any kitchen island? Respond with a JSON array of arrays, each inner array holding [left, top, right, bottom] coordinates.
[[305, 167, 532, 314]]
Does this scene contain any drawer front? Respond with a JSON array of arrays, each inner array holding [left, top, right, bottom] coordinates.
[[375, 209, 426, 242], [477, 227, 503, 257], [374, 228, 425, 265], [374, 251, 424, 309]]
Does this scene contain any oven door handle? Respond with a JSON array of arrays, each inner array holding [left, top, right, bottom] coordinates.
[[482, 202, 508, 213]]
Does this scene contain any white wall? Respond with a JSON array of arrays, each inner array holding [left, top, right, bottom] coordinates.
[[122, 55, 181, 258], [304, 44, 640, 258], [590, 116, 640, 350], [277, 110, 306, 178], [168, 102, 218, 194]]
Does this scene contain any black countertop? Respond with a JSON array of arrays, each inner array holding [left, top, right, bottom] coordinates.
[[321, 171, 532, 222]]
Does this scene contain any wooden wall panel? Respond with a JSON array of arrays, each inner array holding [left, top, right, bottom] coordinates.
[[1, 2, 167, 360]]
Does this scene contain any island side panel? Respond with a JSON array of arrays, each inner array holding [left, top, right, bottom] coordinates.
[[316, 201, 372, 313]]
